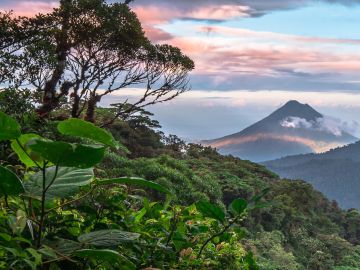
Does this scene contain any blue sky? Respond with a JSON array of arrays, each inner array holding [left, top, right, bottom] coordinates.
[[226, 3, 360, 39]]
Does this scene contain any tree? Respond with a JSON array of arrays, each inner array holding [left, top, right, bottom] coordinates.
[[1, 0, 194, 122], [0, 12, 23, 86]]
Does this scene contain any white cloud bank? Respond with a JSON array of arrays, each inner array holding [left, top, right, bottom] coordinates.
[[280, 116, 359, 137]]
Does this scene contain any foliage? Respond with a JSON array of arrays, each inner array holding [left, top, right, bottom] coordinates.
[[0, 111, 260, 269], [1, 1, 359, 268], [99, 117, 360, 270], [0, 0, 194, 121], [264, 141, 360, 209]]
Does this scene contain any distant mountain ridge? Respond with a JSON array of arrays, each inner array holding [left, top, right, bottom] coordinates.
[[202, 100, 357, 162], [264, 141, 360, 209]]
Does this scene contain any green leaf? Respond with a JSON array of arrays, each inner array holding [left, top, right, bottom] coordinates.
[[61, 144, 105, 168], [38, 245, 58, 260], [58, 118, 119, 149], [244, 251, 259, 270], [195, 201, 225, 223], [0, 111, 21, 141], [96, 177, 171, 194], [0, 233, 11, 241], [74, 249, 136, 269], [29, 139, 106, 168], [0, 165, 24, 196], [229, 198, 248, 216], [44, 238, 82, 256], [26, 166, 93, 200], [133, 207, 146, 223], [26, 248, 42, 266], [11, 134, 45, 168], [172, 231, 191, 252], [78, 230, 140, 247], [8, 210, 27, 235]]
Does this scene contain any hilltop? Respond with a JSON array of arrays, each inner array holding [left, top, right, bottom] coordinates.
[[264, 140, 360, 209], [203, 100, 357, 162]]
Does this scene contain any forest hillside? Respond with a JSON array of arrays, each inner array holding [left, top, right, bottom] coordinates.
[[0, 1, 360, 269]]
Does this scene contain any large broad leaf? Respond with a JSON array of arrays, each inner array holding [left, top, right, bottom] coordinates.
[[11, 134, 45, 168], [28, 139, 106, 168], [97, 177, 171, 194], [0, 111, 21, 141], [229, 198, 248, 216], [59, 143, 106, 168], [195, 201, 225, 223], [74, 249, 136, 269], [0, 166, 24, 196], [58, 118, 119, 149], [26, 166, 93, 200], [44, 238, 82, 257], [78, 230, 140, 247]]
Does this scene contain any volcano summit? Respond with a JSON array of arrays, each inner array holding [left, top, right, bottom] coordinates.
[[202, 100, 357, 162]]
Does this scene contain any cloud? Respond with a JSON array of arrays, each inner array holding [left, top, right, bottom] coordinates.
[[100, 89, 360, 140], [3, 0, 360, 92], [156, 21, 360, 91], [166, 34, 360, 89], [0, 0, 295, 21], [205, 133, 342, 153], [280, 116, 359, 136], [3, 0, 360, 22], [131, 0, 360, 22], [131, 1, 360, 90], [317, 116, 359, 136], [132, 4, 253, 41], [199, 25, 360, 45], [183, 5, 252, 22], [281, 117, 314, 129], [0, 1, 58, 16]]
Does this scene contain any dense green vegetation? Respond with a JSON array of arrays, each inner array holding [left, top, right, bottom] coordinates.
[[1, 1, 360, 269], [100, 116, 360, 270], [1, 97, 360, 269], [0, 110, 262, 269], [264, 142, 360, 209]]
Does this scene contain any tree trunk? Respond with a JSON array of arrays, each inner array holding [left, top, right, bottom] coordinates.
[[36, 88, 60, 118], [36, 0, 71, 118], [84, 94, 101, 123], [71, 93, 80, 118]]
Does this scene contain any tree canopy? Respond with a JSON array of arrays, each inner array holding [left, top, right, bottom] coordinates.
[[0, 0, 194, 122]]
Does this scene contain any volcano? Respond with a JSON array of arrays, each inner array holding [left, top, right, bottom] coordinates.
[[202, 100, 357, 162]]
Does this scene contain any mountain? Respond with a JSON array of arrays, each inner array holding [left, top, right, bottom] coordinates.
[[264, 141, 360, 209], [202, 100, 357, 162]]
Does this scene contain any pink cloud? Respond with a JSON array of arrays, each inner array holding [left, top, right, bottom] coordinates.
[[132, 6, 178, 42], [185, 5, 251, 21], [133, 6, 175, 25], [134, 4, 251, 23], [0, 1, 57, 17], [3, 1, 360, 85], [165, 35, 360, 80], [132, 4, 360, 79], [133, 4, 251, 42]]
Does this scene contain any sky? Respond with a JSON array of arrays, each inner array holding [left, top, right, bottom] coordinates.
[[2, 0, 360, 140]]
